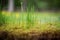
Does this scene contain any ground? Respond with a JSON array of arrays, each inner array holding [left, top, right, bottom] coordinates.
[[0, 11, 60, 40]]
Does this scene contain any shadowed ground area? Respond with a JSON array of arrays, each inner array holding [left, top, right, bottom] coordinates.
[[0, 30, 60, 40]]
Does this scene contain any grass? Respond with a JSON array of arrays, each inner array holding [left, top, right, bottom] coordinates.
[[0, 11, 60, 32], [0, 11, 60, 40]]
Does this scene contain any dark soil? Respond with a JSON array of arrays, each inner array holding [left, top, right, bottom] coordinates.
[[0, 30, 60, 40]]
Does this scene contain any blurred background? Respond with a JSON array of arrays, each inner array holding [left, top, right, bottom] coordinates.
[[0, 0, 60, 12], [0, 0, 60, 29], [0, 0, 60, 40]]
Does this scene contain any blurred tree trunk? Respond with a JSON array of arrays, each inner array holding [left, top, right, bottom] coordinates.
[[21, 0, 27, 11], [8, 0, 14, 12]]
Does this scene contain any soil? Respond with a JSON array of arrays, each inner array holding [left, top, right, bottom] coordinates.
[[0, 30, 60, 40]]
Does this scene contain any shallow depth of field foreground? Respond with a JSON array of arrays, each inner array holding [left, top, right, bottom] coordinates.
[[0, 12, 60, 40]]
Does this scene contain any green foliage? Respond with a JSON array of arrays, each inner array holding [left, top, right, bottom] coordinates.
[[27, 13, 34, 29], [0, 13, 5, 26], [0, 0, 60, 11], [37, 1, 48, 9], [14, 0, 21, 7]]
